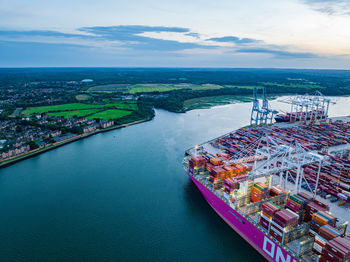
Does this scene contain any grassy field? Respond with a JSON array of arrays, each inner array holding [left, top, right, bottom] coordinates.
[[23, 103, 100, 114], [87, 82, 324, 94], [23, 102, 137, 115], [102, 103, 138, 110], [86, 83, 227, 94], [85, 83, 271, 94], [88, 84, 130, 92], [22, 102, 138, 120], [128, 84, 182, 94], [85, 109, 132, 120], [183, 95, 252, 110], [260, 82, 325, 89], [75, 94, 91, 101], [128, 83, 225, 93], [48, 109, 101, 118], [224, 85, 264, 89], [189, 84, 223, 90]]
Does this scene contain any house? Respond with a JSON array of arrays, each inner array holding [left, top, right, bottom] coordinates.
[[100, 120, 114, 129], [83, 124, 98, 133]]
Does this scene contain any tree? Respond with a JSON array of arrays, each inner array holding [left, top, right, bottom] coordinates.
[[16, 125, 23, 133], [27, 140, 39, 150]]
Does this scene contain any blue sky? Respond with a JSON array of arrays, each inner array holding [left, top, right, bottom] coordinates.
[[1, 0, 350, 68]]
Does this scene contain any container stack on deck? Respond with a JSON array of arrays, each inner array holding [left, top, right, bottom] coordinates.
[[321, 236, 350, 262], [260, 202, 281, 230], [214, 122, 350, 160], [313, 225, 342, 255], [270, 209, 299, 243], [211, 121, 350, 203], [286, 194, 307, 222], [251, 183, 268, 202], [186, 118, 350, 262]]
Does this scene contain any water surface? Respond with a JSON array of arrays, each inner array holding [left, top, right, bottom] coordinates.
[[0, 97, 349, 262]]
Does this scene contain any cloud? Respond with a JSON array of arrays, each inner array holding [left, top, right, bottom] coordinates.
[[0, 26, 209, 52], [0, 25, 321, 65], [79, 25, 207, 51], [0, 30, 84, 38], [302, 0, 350, 15], [79, 25, 190, 41], [236, 47, 319, 59], [185, 32, 201, 38], [208, 36, 260, 44]]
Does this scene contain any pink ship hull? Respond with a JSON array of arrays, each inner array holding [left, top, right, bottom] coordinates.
[[188, 173, 300, 262]]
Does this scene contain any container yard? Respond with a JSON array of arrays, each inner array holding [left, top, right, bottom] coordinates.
[[183, 92, 350, 262]]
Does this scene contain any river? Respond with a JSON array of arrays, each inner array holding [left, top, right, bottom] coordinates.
[[0, 96, 349, 262]]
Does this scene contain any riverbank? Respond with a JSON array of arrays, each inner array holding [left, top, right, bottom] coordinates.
[[0, 117, 152, 169], [1, 93, 347, 169]]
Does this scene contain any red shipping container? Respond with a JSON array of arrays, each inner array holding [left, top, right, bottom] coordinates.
[[269, 225, 283, 243], [286, 198, 302, 212], [319, 225, 341, 241], [321, 250, 345, 262], [305, 202, 328, 222], [325, 237, 350, 259], [259, 216, 270, 231], [297, 192, 313, 202], [274, 209, 299, 228]]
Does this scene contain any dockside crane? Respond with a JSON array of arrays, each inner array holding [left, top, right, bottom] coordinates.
[[278, 91, 334, 123], [227, 134, 328, 196], [250, 88, 261, 125], [250, 87, 278, 125], [260, 87, 278, 124]]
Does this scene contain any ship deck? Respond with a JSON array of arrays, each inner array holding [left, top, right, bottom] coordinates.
[[184, 116, 350, 262]]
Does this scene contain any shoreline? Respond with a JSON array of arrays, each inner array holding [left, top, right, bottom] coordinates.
[[0, 117, 152, 169], [1, 93, 348, 169]]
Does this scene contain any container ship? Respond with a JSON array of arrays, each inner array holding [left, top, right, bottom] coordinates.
[[183, 117, 350, 262], [275, 110, 326, 123]]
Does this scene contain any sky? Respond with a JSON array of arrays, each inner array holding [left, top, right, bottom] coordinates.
[[1, 0, 350, 68]]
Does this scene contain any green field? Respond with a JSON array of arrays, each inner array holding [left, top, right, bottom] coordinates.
[[260, 82, 325, 89], [48, 109, 101, 118], [23, 102, 137, 115], [128, 83, 225, 93], [23, 103, 100, 115], [88, 84, 130, 92], [87, 82, 324, 94], [85, 109, 132, 120], [102, 103, 138, 110], [188, 84, 223, 90], [183, 95, 252, 110], [224, 85, 264, 89], [75, 94, 91, 101], [22, 102, 138, 120], [86, 83, 227, 94], [128, 84, 182, 94]]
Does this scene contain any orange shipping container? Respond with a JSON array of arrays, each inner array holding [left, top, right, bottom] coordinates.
[[210, 157, 223, 166], [251, 195, 262, 203], [262, 211, 273, 220], [223, 166, 235, 176], [206, 163, 214, 172], [217, 152, 230, 160]]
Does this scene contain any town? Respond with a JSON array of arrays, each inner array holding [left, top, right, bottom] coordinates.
[[0, 77, 151, 164], [0, 113, 114, 161]]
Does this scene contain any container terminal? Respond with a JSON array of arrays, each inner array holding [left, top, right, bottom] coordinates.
[[183, 90, 350, 262]]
